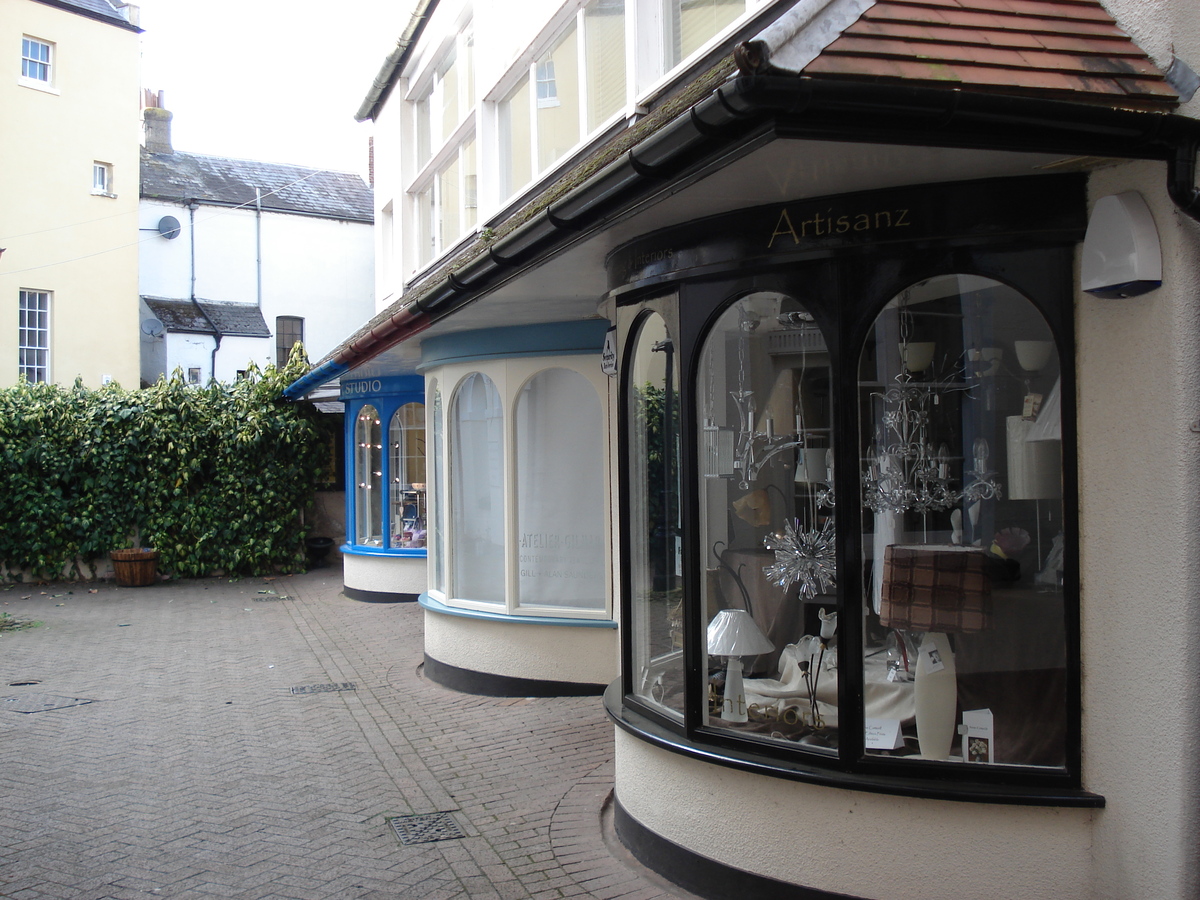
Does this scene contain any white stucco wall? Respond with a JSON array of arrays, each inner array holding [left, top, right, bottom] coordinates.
[[1077, 159, 1200, 900], [424, 608, 618, 685], [343, 552, 428, 597], [139, 195, 373, 382]]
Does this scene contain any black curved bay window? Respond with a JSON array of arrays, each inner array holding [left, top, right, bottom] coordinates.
[[616, 175, 1085, 795]]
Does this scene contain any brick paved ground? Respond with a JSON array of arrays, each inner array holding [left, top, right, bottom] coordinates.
[[0, 566, 692, 900]]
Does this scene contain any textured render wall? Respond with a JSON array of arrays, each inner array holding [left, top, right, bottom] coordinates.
[[343, 552, 428, 596], [615, 731, 1095, 900], [1078, 160, 1200, 900], [424, 610, 618, 686]]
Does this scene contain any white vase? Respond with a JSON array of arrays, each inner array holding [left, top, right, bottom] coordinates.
[[914, 632, 957, 760]]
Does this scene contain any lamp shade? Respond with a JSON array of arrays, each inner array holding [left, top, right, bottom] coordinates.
[[707, 608, 775, 657], [879, 545, 991, 633]]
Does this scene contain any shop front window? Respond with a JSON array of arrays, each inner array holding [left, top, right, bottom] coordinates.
[[430, 381, 446, 592], [698, 293, 838, 751], [859, 275, 1066, 768], [515, 368, 606, 612], [355, 405, 383, 546], [626, 309, 684, 720], [388, 402, 426, 549], [450, 372, 505, 604]]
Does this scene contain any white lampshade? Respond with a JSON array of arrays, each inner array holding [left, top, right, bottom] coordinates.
[[707, 608, 774, 657]]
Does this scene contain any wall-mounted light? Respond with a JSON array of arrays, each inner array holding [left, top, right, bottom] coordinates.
[[1082, 191, 1162, 298]]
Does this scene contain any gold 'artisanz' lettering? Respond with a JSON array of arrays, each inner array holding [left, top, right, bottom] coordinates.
[[768, 208, 800, 248]]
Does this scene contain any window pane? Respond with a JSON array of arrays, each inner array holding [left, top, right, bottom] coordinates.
[[584, 0, 626, 131], [438, 44, 460, 142], [449, 373, 505, 603], [18, 290, 50, 384], [859, 275, 1066, 769], [389, 403, 427, 549], [537, 23, 580, 171], [355, 405, 384, 546], [665, 0, 744, 68], [438, 155, 461, 250], [430, 382, 446, 593], [515, 369, 606, 611], [697, 294, 838, 750], [416, 185, 434, 264], [463, 31, 475, 109], [415, 95, 432, 169], [500, 74, 532, 199], [463, 136, 478, 231], [627, 311, 684, 719]]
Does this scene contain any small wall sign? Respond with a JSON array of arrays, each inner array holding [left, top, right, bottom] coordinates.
[[601, 326, 618, 376]]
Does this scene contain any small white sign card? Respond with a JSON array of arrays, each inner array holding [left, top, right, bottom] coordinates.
[[864, 718, 904, 750], [601, 326, 618, 376], [961, 708, 994, 763]]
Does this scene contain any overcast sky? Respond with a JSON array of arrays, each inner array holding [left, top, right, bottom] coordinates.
[[136, 0, 408, 176]]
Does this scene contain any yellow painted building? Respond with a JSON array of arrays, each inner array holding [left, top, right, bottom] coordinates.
[[0, 0, 141, 388]]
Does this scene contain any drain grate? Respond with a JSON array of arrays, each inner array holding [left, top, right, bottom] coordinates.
[[2, 694, 95, 713], [254, 594, 292, 602], [290, 683, 356, 695], [388, 812, 466, 845]]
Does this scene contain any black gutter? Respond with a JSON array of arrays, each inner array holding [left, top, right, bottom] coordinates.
[[356, 0, 440, 122]]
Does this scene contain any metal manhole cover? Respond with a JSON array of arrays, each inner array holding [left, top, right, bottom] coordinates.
[[290, 683, 356, 695], [2, 694, 95, 713], [388, 812, 465, 845]]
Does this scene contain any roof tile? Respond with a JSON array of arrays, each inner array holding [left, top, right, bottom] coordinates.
[[794, 0, 1175, 111]]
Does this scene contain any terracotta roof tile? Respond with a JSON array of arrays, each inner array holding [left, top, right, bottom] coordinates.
[[794, 0, 1176, 111]]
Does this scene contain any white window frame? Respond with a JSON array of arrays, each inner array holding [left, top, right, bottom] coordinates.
[[18, 289, 51, 384], [20, 36, 57, 93], [92, 161, 114, 197], [410, 132, 477, 270], [426, 356, 613, 621]]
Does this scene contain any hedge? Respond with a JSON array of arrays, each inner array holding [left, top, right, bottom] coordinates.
[[0, 352, 331, 581]]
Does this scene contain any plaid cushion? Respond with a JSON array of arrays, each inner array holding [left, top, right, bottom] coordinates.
[[879, 545, 991, 633]]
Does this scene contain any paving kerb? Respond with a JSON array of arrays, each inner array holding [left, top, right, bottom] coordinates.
[[0, 566, 700, 900]]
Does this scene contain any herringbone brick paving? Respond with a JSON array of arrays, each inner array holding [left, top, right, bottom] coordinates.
[[0, 567, 691, 900]]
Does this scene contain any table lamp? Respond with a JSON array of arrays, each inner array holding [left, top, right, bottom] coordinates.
[[707, 609, 774, 723], [879, 545, 991, 759]]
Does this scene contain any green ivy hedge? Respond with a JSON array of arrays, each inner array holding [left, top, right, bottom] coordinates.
[[0, 354, 331, 581]]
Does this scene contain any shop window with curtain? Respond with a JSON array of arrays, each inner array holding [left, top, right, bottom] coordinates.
[[515, 368, 606, 612], [449, 372, 506, 604], [429, 380, 446, 592]]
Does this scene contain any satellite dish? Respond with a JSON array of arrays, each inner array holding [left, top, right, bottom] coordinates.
[[157, 215, 181, 240], [141, 318, 164, 336]]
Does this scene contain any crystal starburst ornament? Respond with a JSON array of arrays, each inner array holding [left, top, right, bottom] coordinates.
[[763, 517, 836, 600]]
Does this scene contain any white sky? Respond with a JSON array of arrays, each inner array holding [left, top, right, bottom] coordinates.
[[136, 0, 410, 177]]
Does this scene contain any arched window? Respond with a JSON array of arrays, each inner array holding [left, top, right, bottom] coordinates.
[[625, 309, 684, 720], [429, 380, 446, 593], [514, 368, 605, 612], [449, 372, 505, 604], [388, 402, 426, 549], [354, 405, 383, 547]]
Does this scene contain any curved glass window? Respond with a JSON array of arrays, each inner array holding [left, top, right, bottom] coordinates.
[[354, 405, 383, 546], [698, 293, 838, 750], [450, 372, 505, 604], [388, 402, 427, 549], [430, 381, 446, 592], [515, 368, 606, 611], [859, 275, 1065, 769], [626, 310, 684, 720]]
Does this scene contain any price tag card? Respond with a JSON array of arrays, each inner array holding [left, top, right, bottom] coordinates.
[[865, 718, 904, 750]]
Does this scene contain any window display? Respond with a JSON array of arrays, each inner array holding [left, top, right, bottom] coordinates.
[[626, 309, 685, 721], [388, 402, 426, 550], [860, 275, 1065, 767], [354, 405, 383, 547]]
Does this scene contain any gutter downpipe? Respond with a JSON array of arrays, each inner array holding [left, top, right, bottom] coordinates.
[[288, 71, 1200, 400], [186, 201, 223, 382]]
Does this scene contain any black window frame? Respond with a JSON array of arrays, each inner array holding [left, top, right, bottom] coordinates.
[[611, 175, 1097, 804]]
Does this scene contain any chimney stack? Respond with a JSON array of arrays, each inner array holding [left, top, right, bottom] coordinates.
[[143, 91, 173, 154]]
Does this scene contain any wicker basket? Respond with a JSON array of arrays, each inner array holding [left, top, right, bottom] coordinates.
[[110, 548, 159, 587]]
